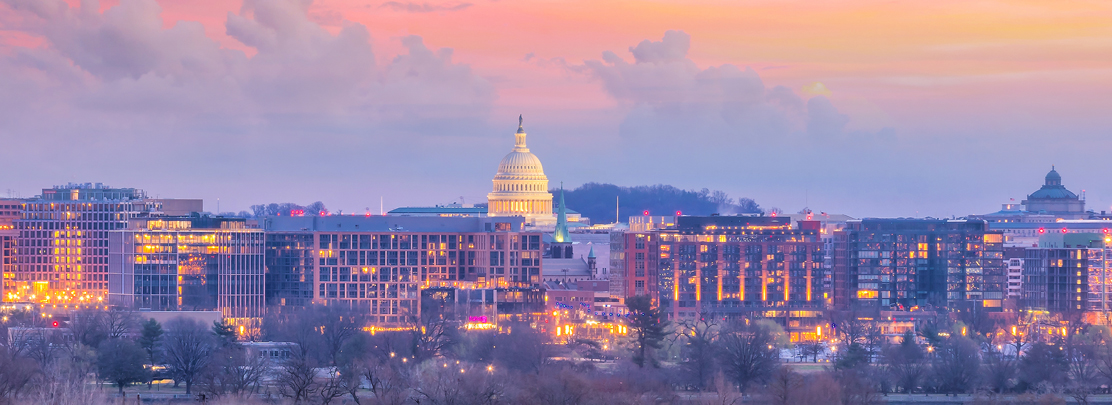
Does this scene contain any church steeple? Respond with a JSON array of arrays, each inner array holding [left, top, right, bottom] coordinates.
[[554, 184, 570, 243]]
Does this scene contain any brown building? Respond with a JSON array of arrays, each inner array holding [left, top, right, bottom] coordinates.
[[618, 216, 825, 337]]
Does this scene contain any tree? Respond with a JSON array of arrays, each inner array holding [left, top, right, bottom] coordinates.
[[1019, 341, 1069, 391], [491, 322, 549, 374], [162, 317, 216, 394], [767, 367, 803, 405], [197, 345, 268, 398], [626, 295, 668, 368], [212, 320, 236, 347], [97, 339, 149, 394], [982, 345, 1017, 394], [931, 336, 981, 394], [679, 314, 719, 390], [317, 306, 362, 366], [0, 349, 38, 399], [275, 349, 319, 402], [1065, 331, 1100, 405], [718, 323, 779, 392], [138, 318, 163, 366], [835, 342, 870, 371], [883, 330, 926, 393]]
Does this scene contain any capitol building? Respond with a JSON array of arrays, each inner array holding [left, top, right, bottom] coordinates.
[[387, 116, 583, 229], [486, 116, 557, 226]]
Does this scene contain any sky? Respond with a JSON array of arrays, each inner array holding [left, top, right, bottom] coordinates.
[[0, 0, 1110, 219]]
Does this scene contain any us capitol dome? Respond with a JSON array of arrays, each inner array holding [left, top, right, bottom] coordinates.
[[486, 116, 556, 225]]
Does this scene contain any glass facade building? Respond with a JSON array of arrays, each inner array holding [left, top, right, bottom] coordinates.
[[833, 219, 1006, 312], [108, 217, 265, 333], [263, 216, 543, 326], [654, 217, 824, 322], [10, 184, 161, 306], [1020, 233, 1112, 313]]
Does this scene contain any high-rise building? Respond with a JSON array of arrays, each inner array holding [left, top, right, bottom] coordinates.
[[654, 216, 824, 323], [264, 232, 315, 309], [832, 219, 1006, 312], [1020, 233, 1112, 314], [0, 199, 19, 299], [262, 215, 543, 325], [10, 184, 163, 306], [1005, 247, 1025, 301], [108, 216, 265, 334]]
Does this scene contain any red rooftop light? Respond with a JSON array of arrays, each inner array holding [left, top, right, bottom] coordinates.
[[643, 210, 649, 216], [675, 211, 682, 216], [1038, 228, 1045, 234], [1061, 227, 1068, 234]]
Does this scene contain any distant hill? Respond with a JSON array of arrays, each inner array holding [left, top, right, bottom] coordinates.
[[554, 183, 761, 224]]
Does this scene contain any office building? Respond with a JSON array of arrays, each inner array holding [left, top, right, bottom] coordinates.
[[10, 184, 164, 305], [832, 219, 1006, 312], [655, 216, 824, 323], [262, 215, 543, 325], [1020, 233, 1112, 313], [0, 200, 18, 300], [108, 217, 265, 333]]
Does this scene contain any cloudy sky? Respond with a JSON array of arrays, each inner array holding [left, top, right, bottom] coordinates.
[[0, 0, 1110, 218]]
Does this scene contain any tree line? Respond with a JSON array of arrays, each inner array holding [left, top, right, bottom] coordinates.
[[0, 299, 1102, 404], [558, 183, 762, 224]]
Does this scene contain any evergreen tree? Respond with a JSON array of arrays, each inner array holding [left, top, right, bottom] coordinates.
[[212, 320, 236, 347], [626, 295, 668, 368], [138, 318, 164, 365], [97, 339, 149, 394]]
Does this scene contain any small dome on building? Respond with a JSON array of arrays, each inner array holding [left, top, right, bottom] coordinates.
[[1045, 166, 1061, 186]]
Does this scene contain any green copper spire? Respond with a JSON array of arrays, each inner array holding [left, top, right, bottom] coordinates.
[[587, 244, 595, 259], [554, 184, 570, 243]]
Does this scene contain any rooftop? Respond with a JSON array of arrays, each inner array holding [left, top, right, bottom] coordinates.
[[264, 215, 528, 233]]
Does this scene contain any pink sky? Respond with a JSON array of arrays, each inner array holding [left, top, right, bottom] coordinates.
[[1, 0, 1110, 217]]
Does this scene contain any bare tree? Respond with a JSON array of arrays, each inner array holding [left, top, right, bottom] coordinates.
[[767, 367, 803, 405], [931, 336, 980, 394], [275, 348, 318, 402], [317, 367, 346, 405], [102, 310, 137, 339], [413, 363, 504, 405], [492, 322, 549, 374], [883, 330, 926, 393], [197, 345, 269, 398], [161, 317, 216, 394], [317, 306, 363, 366], [717, 323, 779, 392], [680, 314, 719, 390], [1066, 335, 1099, 405], [0, 349, 38, 400]]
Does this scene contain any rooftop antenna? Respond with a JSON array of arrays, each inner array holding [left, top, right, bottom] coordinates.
[[615, 195, 619, 224], [380, 196, 383, 216]]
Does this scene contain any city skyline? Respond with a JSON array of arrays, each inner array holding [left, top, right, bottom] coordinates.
[[1, 0, 1110, 218]]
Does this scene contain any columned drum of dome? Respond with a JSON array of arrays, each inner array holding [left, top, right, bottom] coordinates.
[[1021, 166, 1085, 218], [487, 116, 555, 224]]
